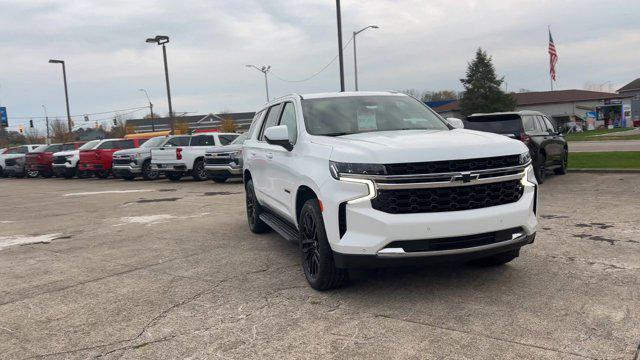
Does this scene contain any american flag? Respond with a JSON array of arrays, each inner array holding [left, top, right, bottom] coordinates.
[[548, 29, 558, 81]]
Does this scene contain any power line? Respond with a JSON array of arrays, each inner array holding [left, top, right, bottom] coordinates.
[[270, 36, 354, 83], [9, 106, 150, 120]]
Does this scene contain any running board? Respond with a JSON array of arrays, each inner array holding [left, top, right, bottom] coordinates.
[[259, 212, 299, 243]]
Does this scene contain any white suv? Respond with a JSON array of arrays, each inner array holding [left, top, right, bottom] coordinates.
[[243, 92, 538, 290]]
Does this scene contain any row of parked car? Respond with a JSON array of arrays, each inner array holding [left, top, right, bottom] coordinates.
[[0, 131, 247, 182]]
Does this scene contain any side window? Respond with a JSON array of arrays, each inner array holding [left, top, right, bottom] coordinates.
[[18, 146, 29, 154], [218, 134, 238, 145], [138, 139, 148, 146], [190, 135, 215, 146], [247, 110, 264, 138], [521, 116, 536, 132], [259, 104, 282, 141], [62, 144, 76, 151], [97, 141, 116, 149], [47, 145, 63, 152], [543, 117, 555, 133], [534, 116, 547, 133], [164, 137, 190, 147], [117, 140, 135, 149], [279, 102, 298, 144]]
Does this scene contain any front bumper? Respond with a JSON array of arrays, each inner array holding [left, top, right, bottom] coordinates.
[[320, 165, 538, 257], [113, 164, 142, 174], [152, 163, 187, 172], [79, 163, 106, 171], [204, 164, 242, 177]]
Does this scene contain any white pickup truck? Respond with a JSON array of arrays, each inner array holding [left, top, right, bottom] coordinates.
[[151, 133, 239, 181]]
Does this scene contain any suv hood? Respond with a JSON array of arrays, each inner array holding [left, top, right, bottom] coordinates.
[[113, 148, 147, 156], [206, 144, 242, 154], [311, 129, 527, 163], [53, 150, 78, 157]]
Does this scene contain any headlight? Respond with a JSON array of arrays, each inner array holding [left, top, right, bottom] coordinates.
[[231, 150, 243, 160], [519, 151, 532, 165], [329, 161, 386, 180]]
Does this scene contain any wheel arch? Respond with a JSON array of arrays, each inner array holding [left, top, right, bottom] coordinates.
[[295, 185, 319, 226]]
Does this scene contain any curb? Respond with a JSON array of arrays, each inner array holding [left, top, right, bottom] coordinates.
[[568, 168, 640, 174]]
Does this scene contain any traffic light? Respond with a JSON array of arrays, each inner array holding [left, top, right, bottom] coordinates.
[[18, 125, 24, 134], [113, 118, 118, 126], [29, 119, 34, 128]]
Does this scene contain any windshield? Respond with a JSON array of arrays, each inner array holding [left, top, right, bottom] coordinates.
[[79, 140, 100, 150], [140, 137, 166, 148], [31, 145, 48, 153], [231, 132, 248, 145], [465, 115, 524, 134], [301, 95, 449, 136]]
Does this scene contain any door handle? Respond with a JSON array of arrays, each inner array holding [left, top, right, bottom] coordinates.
[[266, 152, 273, 159]]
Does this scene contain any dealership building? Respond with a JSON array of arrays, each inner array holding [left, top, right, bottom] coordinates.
[[431, 89, 634, 128]]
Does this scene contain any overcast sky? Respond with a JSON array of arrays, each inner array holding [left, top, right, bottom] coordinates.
[[1, 0, 639, 131]]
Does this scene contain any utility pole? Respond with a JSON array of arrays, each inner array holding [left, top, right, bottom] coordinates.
[[139, 88, 155, 131], [146, 35, 174, 133], [42, 105, 50, 144], [48, 60, 72, 132], [336, 0, 345, 92], [245, 65, 271, 102]]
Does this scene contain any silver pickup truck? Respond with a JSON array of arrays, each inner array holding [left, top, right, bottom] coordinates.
[[112, 136, 167, 180], [204, 132, 248, 183]]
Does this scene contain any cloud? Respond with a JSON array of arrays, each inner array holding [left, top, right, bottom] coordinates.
[[1, 0, 638, 130]]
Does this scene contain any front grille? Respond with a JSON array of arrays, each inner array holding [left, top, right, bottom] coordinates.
[[53, 156, 67, 164], [113, 158, 131, 165], [384, 227, 522, 253], [371, 180, 524, 214], [5, 159, 18, 166], [205, 158, 232, 165], [384, 155, 520, 175]]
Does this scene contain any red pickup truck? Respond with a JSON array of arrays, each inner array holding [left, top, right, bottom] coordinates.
[[25, 142, 85, 178], [78, 138, 143, 178]]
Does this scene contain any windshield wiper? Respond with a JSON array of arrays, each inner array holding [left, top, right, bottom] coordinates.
[[322, 132, 351, 137]]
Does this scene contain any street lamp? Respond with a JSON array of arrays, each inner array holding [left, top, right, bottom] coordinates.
[[42, 105, 50, 144], [146, 35, 174, 133], [353, 25, 379, 91], [48, 59, 72, 132], [138, 88, 155, 131], [336, 0, 345, 92], [246, 65, 271, 102]]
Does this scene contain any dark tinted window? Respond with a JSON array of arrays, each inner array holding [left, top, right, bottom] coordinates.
[[116, 140, 135, 149], [164, 136, 190, 147], [279, 102, 298, 144], [97, 141, 117, 149], [62, 143, 78, 151], [542, 117, 555, 132], [259, 104, 282, 141], [190, 135, 215, 146], [218, 134, 238, 145], [465, 114, 524, 134], [44, 144, 63, 152], [17, 146, 30, 154], [138, 139, 148, 146]]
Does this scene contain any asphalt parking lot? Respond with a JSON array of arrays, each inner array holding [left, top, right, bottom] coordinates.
[[0, 174, 638, 359]]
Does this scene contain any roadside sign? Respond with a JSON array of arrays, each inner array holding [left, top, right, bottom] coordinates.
[[0, 107, 7, 127]]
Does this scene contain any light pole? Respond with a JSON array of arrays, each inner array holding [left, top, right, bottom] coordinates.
[[139, 88, 155, 131], [146, 35, 174, 133], [246, 65, 271, 102], [336, 0, 345, 92], [48, 59, 72, 132], [353, 25, 379, 91], [42, 105, 50, 144]]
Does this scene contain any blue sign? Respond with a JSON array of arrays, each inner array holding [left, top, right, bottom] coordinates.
[[0, 107, 7, 127]]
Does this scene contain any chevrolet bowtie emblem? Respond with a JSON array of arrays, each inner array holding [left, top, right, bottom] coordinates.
[[452, 172, 480, 183]]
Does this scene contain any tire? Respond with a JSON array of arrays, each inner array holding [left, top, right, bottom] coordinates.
[[470, 249, 520, 266], [26, 170, 39, 178], [95, 170, 110, 179], [63, 169, 76, 179], [191, 159, 208, 181], [141, 160, 159, 181], [77, 170, 91, 179], [554, 152, 568, 175], [41, 172, 53, 178], [211, 176, 228, 183], [533, 154, 546, 184], [122, 174, 136, 181], [245, 179, 269, 234], [298, 199, 348, 291], [165, 172, 183, 182]]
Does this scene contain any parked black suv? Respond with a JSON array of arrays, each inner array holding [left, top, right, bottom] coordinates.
[[464, 111, 568, 183]]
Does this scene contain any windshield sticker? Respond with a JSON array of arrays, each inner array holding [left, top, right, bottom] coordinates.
[[357, 108, 377, 131]]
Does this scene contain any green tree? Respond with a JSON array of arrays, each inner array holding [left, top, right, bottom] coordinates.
[[459, 48, 516, 116]]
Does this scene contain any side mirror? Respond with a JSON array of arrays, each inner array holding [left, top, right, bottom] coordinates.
[[446, 117, 464, 129], [264, 125, 293, 151]]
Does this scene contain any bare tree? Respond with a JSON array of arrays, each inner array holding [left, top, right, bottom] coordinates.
[[421, 90, 459, 102], [50, 118, 75, 142], [218, 117, 237, 133], [25, 128, 45, 144], [108, 116, 128, 138]]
